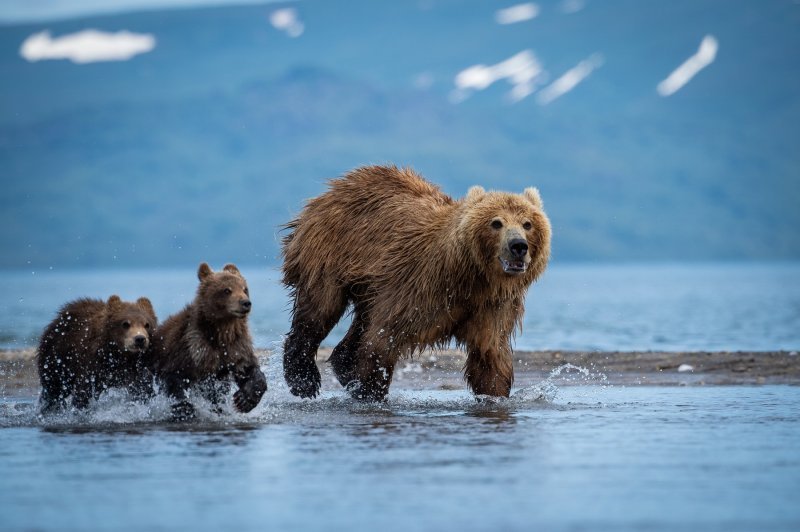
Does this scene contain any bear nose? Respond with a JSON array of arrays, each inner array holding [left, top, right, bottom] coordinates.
[[134, 335, 147, 348], [509, 238, 529, 258], [241, 299, 252, 310]]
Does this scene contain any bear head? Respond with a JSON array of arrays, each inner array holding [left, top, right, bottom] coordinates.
[[105, 295, 157, 354], [459, 185, 551, 281], [196, 262, 252, 321]]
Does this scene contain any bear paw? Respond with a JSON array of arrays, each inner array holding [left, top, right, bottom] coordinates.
[[285, 364, 321, 399]]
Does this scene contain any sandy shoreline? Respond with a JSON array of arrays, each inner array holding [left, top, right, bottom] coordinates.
[[2, 348, 798, 398]]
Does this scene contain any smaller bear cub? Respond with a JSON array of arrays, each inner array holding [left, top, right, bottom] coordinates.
[[150, 263, 267, 420], [38, 295, 157, 412]]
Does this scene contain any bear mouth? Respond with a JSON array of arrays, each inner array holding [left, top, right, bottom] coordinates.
[[124, 344, 148, 354], [499, 258, 527, 274]]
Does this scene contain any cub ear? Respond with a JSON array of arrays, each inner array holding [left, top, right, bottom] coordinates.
[[107, 295, 122, 309], [466, 185, 485, 201], [523, 187, 543, 209], [136, 297, 156, 320], [222, 263, 241, 276], [198, 262, 213, 281]]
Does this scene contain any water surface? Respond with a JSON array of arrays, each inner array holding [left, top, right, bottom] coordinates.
[[1, 385, 799, 531], [1, 262, 798, 351]]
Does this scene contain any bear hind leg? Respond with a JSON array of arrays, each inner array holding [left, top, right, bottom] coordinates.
[[348, 341, 397, 402], [284, 288, 347, 398], [328, 309, 367, 388]]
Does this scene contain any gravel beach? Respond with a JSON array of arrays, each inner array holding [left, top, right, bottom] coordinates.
[[2, 348, 798, 399]]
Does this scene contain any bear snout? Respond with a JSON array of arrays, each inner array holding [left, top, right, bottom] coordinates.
[[134, 334, 148, 349], [509, 238, 529, 259], [239, 299, 252, 313]]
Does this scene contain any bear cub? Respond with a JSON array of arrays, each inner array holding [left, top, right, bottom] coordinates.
[[37, 295, 157, 412], [150, 263, 266, 420]]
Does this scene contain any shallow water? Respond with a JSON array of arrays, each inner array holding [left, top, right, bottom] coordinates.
[[2, 384, 799, 531], [1, 262, 799, 351]]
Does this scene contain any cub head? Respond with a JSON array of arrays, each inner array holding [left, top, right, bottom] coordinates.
[[196, 262, 252, 320], [106, 295, 157, 354], [460, 185, 551, 281]]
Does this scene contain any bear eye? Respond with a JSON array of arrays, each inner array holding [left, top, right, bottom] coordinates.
[[144, 322, 151, 330], [224, 288, 232, 295], [491, 220, 503, 230], [122, 321, 131, 329], [523, 221, 532, 230], [244, 287, 249, 296]]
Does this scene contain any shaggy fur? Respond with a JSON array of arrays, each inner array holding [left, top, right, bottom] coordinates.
[[282, 165, 551, 400], [37, 295, 157, 412], [150, 263, 266, 419]]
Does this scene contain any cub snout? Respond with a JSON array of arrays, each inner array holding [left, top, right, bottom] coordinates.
[[125, 331, 150, 352], [134, 334, 148, 349]]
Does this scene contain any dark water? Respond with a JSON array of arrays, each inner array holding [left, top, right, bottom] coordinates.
[[1, 262, 799, 351], [1, 384, 799, 531]]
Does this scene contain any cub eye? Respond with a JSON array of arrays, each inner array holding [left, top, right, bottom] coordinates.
[[523, 221, 532, 230], [144, 322, 151, 330], [244, 287, 249, 296], [122, 321, 131, 329], [224, 288, 232, 295], [491, 220, 503, 230]]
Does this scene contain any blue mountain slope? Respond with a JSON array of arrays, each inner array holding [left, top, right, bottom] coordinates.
[[0, 0, 798, 267]]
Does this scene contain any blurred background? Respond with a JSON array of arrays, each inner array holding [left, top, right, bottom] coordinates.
[[1, 0, 798, 269], [1, 0, 799, 352]]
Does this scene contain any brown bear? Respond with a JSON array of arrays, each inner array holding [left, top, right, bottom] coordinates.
[[149, 263, 266, 420], [37, 295, 158, 412], [281, 165, 551, 401]]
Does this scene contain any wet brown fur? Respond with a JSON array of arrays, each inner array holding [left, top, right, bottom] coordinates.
[[282, 165, 551, 400], [150, 263, 266, 418], [37, 295, 157, 412]]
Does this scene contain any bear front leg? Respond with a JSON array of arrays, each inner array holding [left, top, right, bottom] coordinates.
[[233, 364, 267, 413], [199, 376, 230, 414], [163, 373, 195, 421], [463, 346, 514, 398], [127, 367, 156, 402], [71, 379, 94, 410], [39, 374, 68, 414]]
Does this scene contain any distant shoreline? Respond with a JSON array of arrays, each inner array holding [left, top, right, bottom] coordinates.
[[2, 348, 798, 399]]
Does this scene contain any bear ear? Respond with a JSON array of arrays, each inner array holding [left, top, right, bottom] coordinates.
[[222, 264, 241, 276], [523, 187, 543, 209], [198, 262, 213, 281], [466, 185, 485, 201], [107, 295, 122, 309], [136, 297, 156, 319]]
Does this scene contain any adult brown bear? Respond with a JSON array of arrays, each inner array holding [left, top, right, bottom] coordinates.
[[282, 165, 551, 400]]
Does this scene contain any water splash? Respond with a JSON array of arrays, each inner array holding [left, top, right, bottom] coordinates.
[[512, 362, 609, 404]]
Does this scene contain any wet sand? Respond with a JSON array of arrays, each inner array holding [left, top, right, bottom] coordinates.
[[2, 348, 798, 398]]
